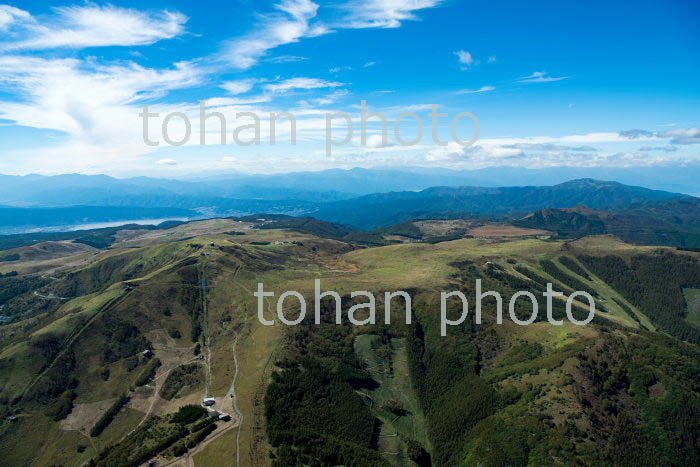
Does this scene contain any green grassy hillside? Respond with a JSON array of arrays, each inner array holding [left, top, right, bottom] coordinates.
[[1, 220, 700, 466]]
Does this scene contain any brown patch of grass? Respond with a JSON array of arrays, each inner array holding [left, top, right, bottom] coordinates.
[[414, 219, 482, 237], [468, 225, 552, 238]]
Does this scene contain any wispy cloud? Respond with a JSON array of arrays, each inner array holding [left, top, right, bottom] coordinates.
[[222, 0, 325, 70], [457, 85, 495, 94], [503, 143, 597, 152], [220, 79, 260, 95], [157, 158, 178, 166], [266, 55, 308, 63], [0, 54, 202, 171], [221, 0, 444, 69], [0, 1, 446, 174], [264, 77, 345, 93], [339, 0, 445, 29], [0, 5, 30, 31], [639, 146, 678, 153], [517, 71, 568, 83], [1, 5, 187, 50], [302, 89, 350, 106], [427, 142, 523, 162], [329, 65, 353, 73]]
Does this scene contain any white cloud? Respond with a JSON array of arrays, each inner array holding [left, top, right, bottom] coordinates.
[[427, 142, 523, 162], [420, 128, 700, 169], [203, 95, 272, 106], [264, 77, 345, 93], [638, 146, 678, 153], [222, 0, 325, 69], [619, 129, 655, 139], [616, 127, 700, 145], [364, 61, 376, 67], [487, 55, 497, 63], [426, 142, 464, 161], [457, 85, 495, 94], [0, 55, 202, 171], [663, 127, 700, 145], [339, 0, 444, 29], [220, 79, 259, 95], [365, 133, 387, 148], [266, 55, 308, 63], [1, 5, 187, 50], [0, 55, 201, 133], [157, 158, 178, 165], [220, 0, 444, 69], [454, 50, 474, 66], [517, 71, 568, 83], [0, 5, 30, 30], [504, 143, 597, 152], [329, 65, 352, 73], [478, 132, 655, 147], [423, 139, 676, 169], [306, 89, 349, 106]]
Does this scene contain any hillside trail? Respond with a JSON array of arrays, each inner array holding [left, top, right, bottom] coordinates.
[[132, 353, 202, 430], [225, 263, 281, 467], [201, 269, 213, 398], [165, 260, 245, 467], [226, 265, 245, 467], [160, 253, 275, 467], [157, 417, 240, 467]]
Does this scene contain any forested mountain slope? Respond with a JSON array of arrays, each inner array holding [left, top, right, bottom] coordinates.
[[312, 179, 688, 229]]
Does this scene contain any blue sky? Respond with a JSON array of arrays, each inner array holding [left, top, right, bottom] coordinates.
[[0, 0, 698, 176]]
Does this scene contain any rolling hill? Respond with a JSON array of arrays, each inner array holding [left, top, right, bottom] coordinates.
[[515, 196, 700, 247], [1, 219, 700, 465]]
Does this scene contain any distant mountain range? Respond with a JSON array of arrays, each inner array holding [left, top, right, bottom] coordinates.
[[2, 169, 700, 246], [2, 166, 700, 209], [311, 179, 686, 229]]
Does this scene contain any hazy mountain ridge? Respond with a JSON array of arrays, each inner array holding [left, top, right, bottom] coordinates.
[[3, 166, 700, 209], [2, 176, 698, 244], [311, 179, 689, 229]]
